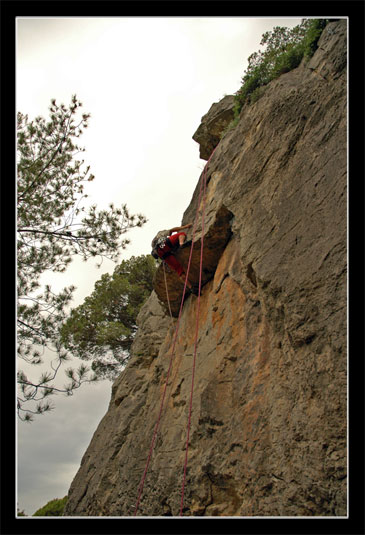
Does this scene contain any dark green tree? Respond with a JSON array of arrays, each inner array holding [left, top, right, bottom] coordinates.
[[33, 496, 68, 516], [60, 255, 157, 380], [17, 95, 147, 421]]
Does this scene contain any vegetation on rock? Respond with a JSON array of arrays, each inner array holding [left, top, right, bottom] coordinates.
[[222, 19, 329, 135], [33, 496, 68, 516], [60, 255, 157, 380]]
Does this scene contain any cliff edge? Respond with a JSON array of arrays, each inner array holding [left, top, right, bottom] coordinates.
[[64, 20, 347, 517]]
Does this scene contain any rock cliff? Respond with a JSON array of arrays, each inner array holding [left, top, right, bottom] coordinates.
[[64, 20, 347, 517]]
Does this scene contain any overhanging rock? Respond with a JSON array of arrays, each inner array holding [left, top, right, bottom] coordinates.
[[193, 95, 235, 160], [153, 205, 233, 317]]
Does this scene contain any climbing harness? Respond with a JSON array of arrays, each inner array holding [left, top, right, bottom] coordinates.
[[133, 146, 217, 517]]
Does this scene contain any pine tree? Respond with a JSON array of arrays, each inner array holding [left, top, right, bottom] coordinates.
[[32, 496, 68, 516], [17, 95, 147, 421], [60, 255, 157, 380]]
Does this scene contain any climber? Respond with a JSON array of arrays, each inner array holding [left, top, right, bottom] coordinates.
[[151, 224, 198, 294]]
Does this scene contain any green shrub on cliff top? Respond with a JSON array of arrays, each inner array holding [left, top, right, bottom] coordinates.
[[232, 19, 329, 118]]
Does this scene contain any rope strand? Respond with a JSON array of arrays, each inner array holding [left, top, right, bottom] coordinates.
[[133, 146, 217, 516], [179, 146, 216, 515], [162, 262, 173, 319], [133, 156, 208, 516]]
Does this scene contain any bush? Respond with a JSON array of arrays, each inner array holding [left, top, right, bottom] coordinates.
[[270, 41, 305, 78], [249, 85, 267, 104], [302, 18, 328, 56], [33, 496, 68, 516], [228, 19, 329, 125]]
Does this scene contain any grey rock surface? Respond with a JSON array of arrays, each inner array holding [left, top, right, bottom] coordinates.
[[192, 94, 235, 160], [64, 20, 347, 517]]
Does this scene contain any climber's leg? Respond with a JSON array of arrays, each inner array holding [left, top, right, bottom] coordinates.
[[163, 254, 195, 292], [163, 254, 185, 277]]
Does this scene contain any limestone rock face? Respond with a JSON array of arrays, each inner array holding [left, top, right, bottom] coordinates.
[[192, 94, 235, 160], [64, 20, 347, 517]]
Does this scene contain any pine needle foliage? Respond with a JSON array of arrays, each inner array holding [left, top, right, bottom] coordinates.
[[17, 95, 147, 420], [60, 255, 157, 380]]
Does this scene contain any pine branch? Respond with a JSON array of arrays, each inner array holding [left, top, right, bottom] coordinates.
[[17, 228, 102, 240], [17, 319, 45, 337], [18, 137, 66, 201]]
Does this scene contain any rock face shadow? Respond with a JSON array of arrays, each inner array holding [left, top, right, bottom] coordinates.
[[153, 205, 233, 317]]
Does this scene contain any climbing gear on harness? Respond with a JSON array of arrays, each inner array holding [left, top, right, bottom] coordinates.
[[160, 250, 172, 260]]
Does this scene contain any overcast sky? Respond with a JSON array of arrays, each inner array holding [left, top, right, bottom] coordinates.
[[16, 16, 303, 516]]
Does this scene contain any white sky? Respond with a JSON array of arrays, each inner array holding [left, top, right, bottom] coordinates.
[[16, 16, 303, 516]]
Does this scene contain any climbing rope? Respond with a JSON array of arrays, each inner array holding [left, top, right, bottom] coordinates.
[[162, 262, 173, 320], [133, 170, 204, 516], [179, 146, 215, 515], [133, 146, 217, 516]]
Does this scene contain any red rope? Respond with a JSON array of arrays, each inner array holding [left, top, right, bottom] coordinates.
[[162, 262, 173, 319], [133, 154, 209, 516], [179, 146, 216, 515]]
